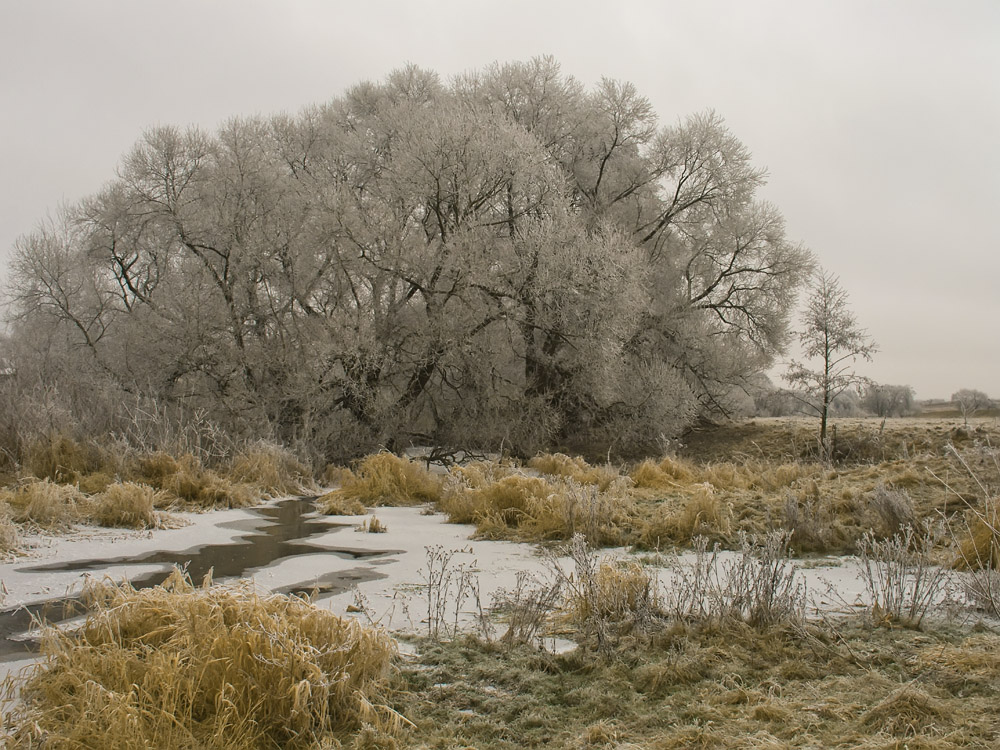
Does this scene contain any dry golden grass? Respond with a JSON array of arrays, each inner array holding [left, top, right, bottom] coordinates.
[[1, 569, 405, 749], [359, 515, 388, 533], [92, 482, 164, 529], [631, 456, 697, 488], [1, 479, 85, 529], [640, 486, 732, 547], [317, 491, 367, 515], [0, 505, 20, 555], [632, 455, 812, 497], [952, 498, 1000, 570], [132, 453, 259, 510], [21, 433, 103, 484], [528, 453, 621, 491], [562, 560, 658, 626], [860, 683, 946, 736], [333, 453, 443, 507], [442, 473, 632, 544], [441, 473, 549, 527], [448, 459, 516, 489], [321, 463, 356, 488], [226, 442, 314, 496]]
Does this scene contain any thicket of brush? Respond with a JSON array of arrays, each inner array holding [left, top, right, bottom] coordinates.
[[1, 569, 404, 749]]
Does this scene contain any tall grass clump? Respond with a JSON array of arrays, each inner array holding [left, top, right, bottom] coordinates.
[[132, 452, 258, 509], [2, 479, 85, 529], [21, 433, 103, 484], [0, 506, 20, 556], [442, 473, 632, 544], [1, 570, 406, 749], [630, 455, 697, 488], [317, 492, 367, 515], [528, 453, 621, 491], [326, 453, 442, 508], [639, 486, 731, 547], [555, 535, 660, 648], [952, 499, 1000, 572], [867, 483, 918, 538], [226, 441, 315, 497], [92, 482, 164, 529]]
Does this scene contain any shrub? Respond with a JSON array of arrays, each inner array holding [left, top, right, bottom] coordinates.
[[721, 532, 806, 628], [563, 559, 659, 628], [550, 535, 660, 649], [662, 532, 805, 629], [92, 482, 162, 529], [858, 525, 951, 627], [1, 570, 405, 748], [782, 494, 841, 553], [867, 483, 917, 538]]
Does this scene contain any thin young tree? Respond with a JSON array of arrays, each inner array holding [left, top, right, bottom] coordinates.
[[951, 388, 993, 425], [785, 269, 877, 451]]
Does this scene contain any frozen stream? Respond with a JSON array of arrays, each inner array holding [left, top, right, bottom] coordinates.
[[0, 496, 897, 680]]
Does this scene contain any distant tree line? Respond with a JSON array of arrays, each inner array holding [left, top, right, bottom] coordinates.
[[2, 58, 811, 461]]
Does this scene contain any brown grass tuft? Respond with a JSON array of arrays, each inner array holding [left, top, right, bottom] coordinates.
[[227, 442, 314, 496], [2, 479, 85, 529], [359, 516, 388, 533], [861, 684, 946, 736], [563, 560, 658, 626], [953, 498, 1000, 571], [133, 453, 259, 510], [336, 453, 442, 507], [1, 570, 404, 748], [92, 482, 163, 529], [631, 456, 697, 488], [318, 491, 367, 515], [640, 487, 731, 547], [442, 473, 631, 544], [528, 453, 621, 491], [0, 505, 20, 555], [22, 433, 100, 484]]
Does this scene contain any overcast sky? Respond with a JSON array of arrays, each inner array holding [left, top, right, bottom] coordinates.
[[1, 0, 997, 399]]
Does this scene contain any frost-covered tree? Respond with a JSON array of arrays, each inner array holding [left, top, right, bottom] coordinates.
[[951, 388, 993, 424], [863, 383, 916, 418], [4, 58, 813, 459], [785, 269, 877, 449]]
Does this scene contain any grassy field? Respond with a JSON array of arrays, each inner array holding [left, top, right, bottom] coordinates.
[[3, 416, 1000, 747]]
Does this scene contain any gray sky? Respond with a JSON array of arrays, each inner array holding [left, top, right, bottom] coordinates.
[[2, 0, 997, 399]]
